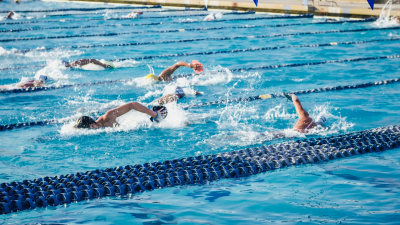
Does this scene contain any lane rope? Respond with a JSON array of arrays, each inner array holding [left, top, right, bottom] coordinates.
[[0, 125, 399, 214], [1, 76, 399, 131], [3, 18, 381, 52], [0, 12, 306, 26], [0, 11, 255, 32], [0, 5, 162, 13], [2, 35, 399, 72]]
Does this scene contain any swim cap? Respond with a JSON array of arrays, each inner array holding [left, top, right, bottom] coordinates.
[[104, 60, 116, 69], [315, 114, 327, 126], [146, 74, 159, 83], [38, 75, 48, 82], [75, 116, 96, 129], [175, 86, 185, 99], [150, 106, 168, 123], [61, 60, 69, 67]]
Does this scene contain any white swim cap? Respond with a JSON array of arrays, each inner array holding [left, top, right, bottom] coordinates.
[[315, 114, 327, 126]]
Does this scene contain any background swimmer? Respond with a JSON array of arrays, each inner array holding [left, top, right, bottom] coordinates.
[[126, 11, 143, 18], [0, 75, 48, 89], [146, 60, 203, 83], [62, 59, 115, 70], [75, 102, 167, 129], [153, 86, 201, 105], [7, 11, 14, 19], [204, 12, 222, 21], [284, 93, 327, 133]]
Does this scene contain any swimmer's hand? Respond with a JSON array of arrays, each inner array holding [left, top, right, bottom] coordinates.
[[150, 106, 168, 123], [191, 60, 204, 74]]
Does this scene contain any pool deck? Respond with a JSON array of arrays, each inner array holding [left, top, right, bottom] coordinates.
[[64, 0, 400, 18]]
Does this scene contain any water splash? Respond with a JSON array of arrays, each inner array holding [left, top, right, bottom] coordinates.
[[374, 0, 399, 27]]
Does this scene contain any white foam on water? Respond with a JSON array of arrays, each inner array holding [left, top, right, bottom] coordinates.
[[112, 59, 140, 68], [35, 60, 71, 80]]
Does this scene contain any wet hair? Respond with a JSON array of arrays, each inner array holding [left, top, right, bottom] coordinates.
[[75, 116, 96, 129]]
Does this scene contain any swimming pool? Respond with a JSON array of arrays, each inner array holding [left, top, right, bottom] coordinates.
[[1, 0, 400, 223]]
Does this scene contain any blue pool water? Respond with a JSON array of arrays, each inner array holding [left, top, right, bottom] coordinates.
[[1, 0, 400, 223]]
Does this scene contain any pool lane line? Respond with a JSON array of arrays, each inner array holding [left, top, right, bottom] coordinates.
[[0, 125, 399, 215], [3, 36, 399, 72], [43, 8, 207, 17], [2, 15, 379, 43], [1, 54, 400, 96], [0, 5, 162, 14], [1, 72, 400, 132], [4, 18, 378, 53], [0, 12, 304, 26], [0, 11, 255, 30]]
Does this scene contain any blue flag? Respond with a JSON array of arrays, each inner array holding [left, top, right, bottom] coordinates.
[[367, 0, 375, 10], [253, 0, 258, 6]]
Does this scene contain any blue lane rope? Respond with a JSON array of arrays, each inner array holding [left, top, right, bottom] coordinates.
[[1, 76, 399, 131], [0, 5, 162, 13], [0, 11, 255, 32], [3, 36, 399, 72], [1, 54, 399, 96], [5, 19, 382, 52], [0, 11, 314, 25], [43, 8, 207, 17], [0, 124, 399, 215]]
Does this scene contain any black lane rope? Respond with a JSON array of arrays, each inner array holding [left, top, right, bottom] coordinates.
[[2, 18, 380, 53], [0, 5, 162, 13], [43, 8, 207, 17], [1, 75, 399, 131], [0, 11, 255, 32], [3, 36, 399, 72], [1, 54, 399, 96], [0, 124, 399, 215], [0, 12, 308, 26]]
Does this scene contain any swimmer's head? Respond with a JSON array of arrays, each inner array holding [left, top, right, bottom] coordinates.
[[61, 60, 70, 67], [146, 74, 159, 84], [104, 60, 116, 69], [315, 114, 327, 126], [38, 75, 48, 82], [75, 116, 96, 129], [137, 11, 143, 14], [15, 0, 19, 3], [175, 86, 185, 99]]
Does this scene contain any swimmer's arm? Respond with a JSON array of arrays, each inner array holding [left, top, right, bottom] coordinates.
[[158, 61, 194, 81], [291, 94, 309, 119], [102, 102, 157, 123]]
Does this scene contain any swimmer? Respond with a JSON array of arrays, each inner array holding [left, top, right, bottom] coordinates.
[[126, 11, 143, 18], [284, 93, 327, 133], [62, 59, 115, 70], [395, 17, 400, 24], [146, 60, 203, 83], [325, 18, 338, 22], [7, 11, 14, 19], [75, 102, 168, 129], [153, 86, 201, 105], [204, 12, 218, 21], [15, 0, 19, 3], [0, 75, 48, 90]]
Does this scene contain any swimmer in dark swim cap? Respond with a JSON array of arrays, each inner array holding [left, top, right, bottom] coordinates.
[[75, 102, 167, 129], [145, 60, 204, 83], [154, 86, 201, 105], [62, 59, 115, 69]]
